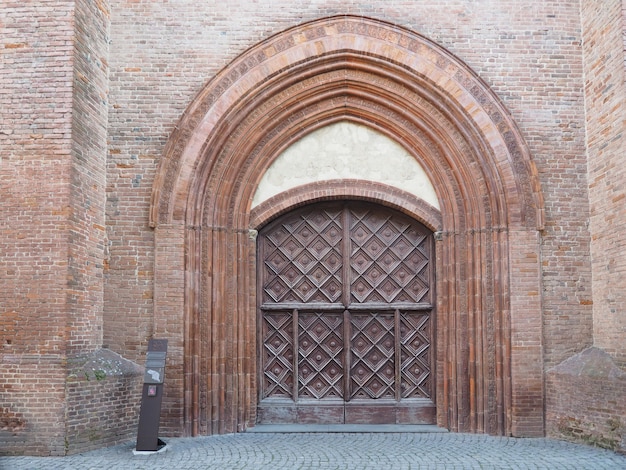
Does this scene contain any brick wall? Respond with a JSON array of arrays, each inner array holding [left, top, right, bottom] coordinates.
[[0, 0, 76, 456], [104, 0, 592, 434], [0, 0, 74, 355], [1, 0, 143, 456], [583, 0, 626, 367], [62, 0, 146, 456], [4, 0, 625, 455], [67, 0, 110, 353], [546, 348, 626, 453], [543, 0, 626, 452], [65, 349, 143, 454], [105, 0, 592, 432], [0, 358, 67, 455]]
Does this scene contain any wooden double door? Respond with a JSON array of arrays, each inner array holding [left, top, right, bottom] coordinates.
[[257, 202, 435, 425]]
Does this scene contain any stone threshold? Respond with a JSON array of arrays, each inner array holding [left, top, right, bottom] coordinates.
[[246, 424, 448, 433]]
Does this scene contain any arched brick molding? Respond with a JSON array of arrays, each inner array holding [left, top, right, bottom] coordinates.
[[249, 180, 443, 232], [151, 16, 545, 437]]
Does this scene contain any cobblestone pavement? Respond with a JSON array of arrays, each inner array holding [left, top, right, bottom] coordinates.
[[2, 432, 625, 470]]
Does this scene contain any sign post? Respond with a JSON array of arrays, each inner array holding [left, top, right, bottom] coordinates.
[[135, 339, 168, 452]]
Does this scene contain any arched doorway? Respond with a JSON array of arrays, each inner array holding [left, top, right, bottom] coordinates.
[[257, 201, 435, 424], [150, 16, 545, 437]]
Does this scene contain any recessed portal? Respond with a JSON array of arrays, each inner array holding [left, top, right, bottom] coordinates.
[[257, 201, 435, 424], [150, 15, 545, 437]]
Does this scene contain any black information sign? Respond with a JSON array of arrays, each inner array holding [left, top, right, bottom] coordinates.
[[136, 339, 168, 452]]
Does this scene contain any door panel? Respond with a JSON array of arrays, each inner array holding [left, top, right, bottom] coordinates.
[[262, 206, 343, 305], [400, 311, 432, 399], [350, 312, 396, 400], [262, 311, 294, 399], [349, 206, 430, 304], [258, 202, 434, 424], [298, 312, 344, 399]]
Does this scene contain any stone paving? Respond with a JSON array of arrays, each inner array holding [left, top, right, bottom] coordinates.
[[2, 432, 625, 470]]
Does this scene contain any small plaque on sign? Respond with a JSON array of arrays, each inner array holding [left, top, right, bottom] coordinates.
[[146, 351, 167, 361], [149, 339, 168, 351], [147, 385, 158, 397], [144, 367, 165, 384]]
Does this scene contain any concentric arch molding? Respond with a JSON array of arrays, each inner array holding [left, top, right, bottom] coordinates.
[[149, 15, 547, 438], [150, 15, 544, 232]]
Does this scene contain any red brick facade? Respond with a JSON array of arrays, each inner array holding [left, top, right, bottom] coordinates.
[[542, 0, 626, 451], [0, 0, 624, 456]]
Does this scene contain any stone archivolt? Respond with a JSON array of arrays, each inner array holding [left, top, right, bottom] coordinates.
[[150, 16, 545, 437]]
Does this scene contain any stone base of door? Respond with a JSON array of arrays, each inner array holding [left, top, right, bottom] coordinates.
[[247, 424, 447, 433], [257, 399, 436, 425]]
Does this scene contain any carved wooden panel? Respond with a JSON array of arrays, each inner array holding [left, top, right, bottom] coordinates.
[[400, 311, 431, 398], [349, 207, 430, 304], [350, 312, 396, 400], [298, 312, 344, 399], [259, 202, 434, 424], [262, 206, 343, 304], [261, 311, 293, 399]]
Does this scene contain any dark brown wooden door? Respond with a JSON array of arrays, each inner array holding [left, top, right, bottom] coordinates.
[[257, 202, 435, 424]]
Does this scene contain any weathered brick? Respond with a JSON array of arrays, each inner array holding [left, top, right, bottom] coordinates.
[[1, 0, 625, 456]]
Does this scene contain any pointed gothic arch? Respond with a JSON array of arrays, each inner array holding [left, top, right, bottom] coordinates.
[[150, 16, 545, 437]]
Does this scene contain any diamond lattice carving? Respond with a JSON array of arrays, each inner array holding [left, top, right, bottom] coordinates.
[[400, 312, 431, 398], [262, 312, 294, 398], [260, 203, 433, 418], [299, 312, 344, 399], [350, 313, 395, 399], [349, 208, 430, 304], [262, 207, 343, 304]]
